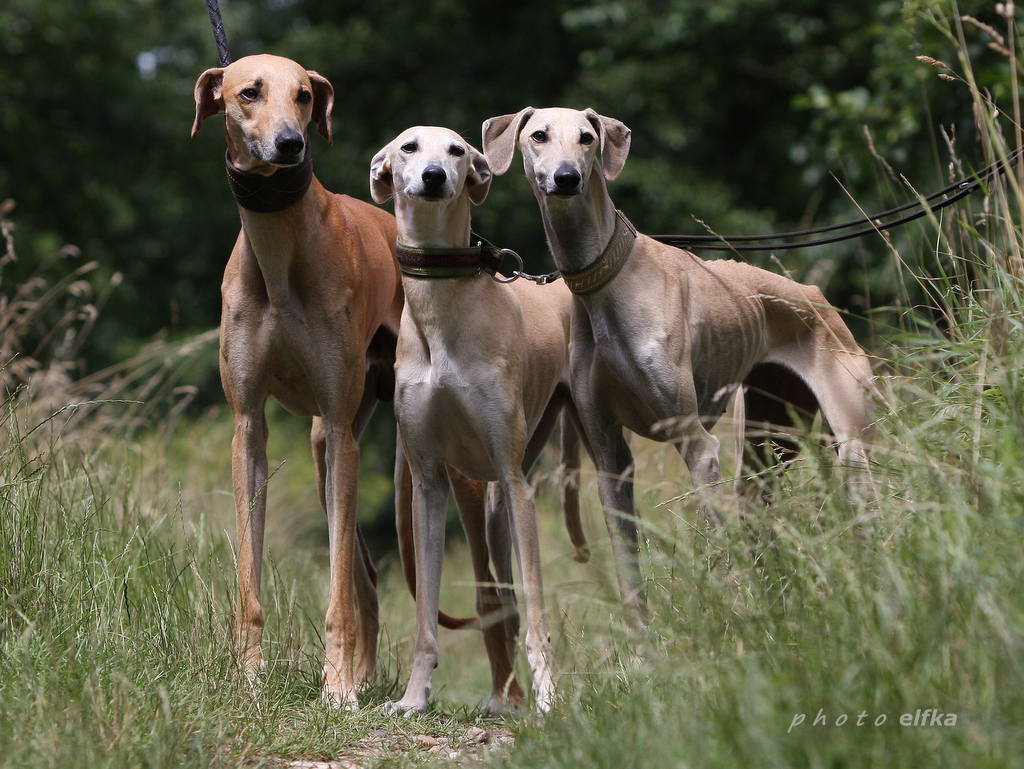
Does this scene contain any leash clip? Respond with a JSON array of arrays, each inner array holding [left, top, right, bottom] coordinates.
[[490, 249, 525, 283], [518, 269, 561, 286]]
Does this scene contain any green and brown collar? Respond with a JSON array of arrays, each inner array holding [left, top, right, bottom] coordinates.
[[559, 210, 637, 295], [395, 241, 504, 279]]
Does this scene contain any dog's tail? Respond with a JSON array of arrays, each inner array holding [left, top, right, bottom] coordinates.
[[560, 407, 590, 563], [394, 441, 481, 630]]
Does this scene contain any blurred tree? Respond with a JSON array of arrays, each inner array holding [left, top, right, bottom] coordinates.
[[1, 0, 233, 365], [2, 0, 1010, 363], [1, 0, 1015, 536], [559, 0, 1013, 312]]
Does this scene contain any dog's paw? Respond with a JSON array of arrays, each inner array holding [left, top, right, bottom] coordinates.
[[383, 699, 428, 717], [321, 686, 360, 711], [480, 693, 523, 718]]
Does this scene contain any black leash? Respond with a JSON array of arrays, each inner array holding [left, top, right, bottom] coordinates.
[[468, 231, 562, 285], [206, 0, 232, 66], [653, 148, 1022, 251], [199, 0, 1012, 258]]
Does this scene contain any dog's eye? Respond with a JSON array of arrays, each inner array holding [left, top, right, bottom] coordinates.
[[296, 89, 312, 104], [449, 145, 466, 157], [580, 132, 595, 145], [401, 142, 417, 153], [531, 130, 548, 143], [240, 87, 259, 101]]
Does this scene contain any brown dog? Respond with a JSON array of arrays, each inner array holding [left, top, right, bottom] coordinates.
[[192, 53, 408, 707]]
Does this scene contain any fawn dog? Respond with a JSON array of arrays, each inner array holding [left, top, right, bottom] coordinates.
[[371, 126, 587, 713], [483, 107, 876, 627]]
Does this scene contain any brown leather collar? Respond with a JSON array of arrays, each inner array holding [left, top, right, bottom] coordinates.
[[395, 242, 503, 278], [225, 150, 313, 213], [560, 210, 637, 295]]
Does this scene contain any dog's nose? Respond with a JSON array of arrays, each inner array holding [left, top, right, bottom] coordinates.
[[275, 130, 305, 158], [421, 165, 447, 189], [553, 166, 582, 193]]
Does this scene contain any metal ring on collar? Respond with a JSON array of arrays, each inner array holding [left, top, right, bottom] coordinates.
[[491, 249, 524, 283]]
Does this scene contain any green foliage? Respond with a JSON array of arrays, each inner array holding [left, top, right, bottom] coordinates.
[[0, 0, 230, 363], [2, 0, 1015, 370]]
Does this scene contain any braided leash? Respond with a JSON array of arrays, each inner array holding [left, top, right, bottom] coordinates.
[[205, 0, 232, 66], [653, 148, 1022, 252]]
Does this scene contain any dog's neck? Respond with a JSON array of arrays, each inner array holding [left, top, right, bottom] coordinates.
[[394, 192, 491, 343], [226, 150, 327, 307], [533, 169, 618, 275], [394, 195, 472, 249], [226, 151, 314, 214]]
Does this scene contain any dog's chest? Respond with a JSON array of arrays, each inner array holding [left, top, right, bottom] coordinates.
[[580, 296, 766, 432], [395, 376, 509, 481], [222, 290, 358, 416], [395, 329, 523, 480]]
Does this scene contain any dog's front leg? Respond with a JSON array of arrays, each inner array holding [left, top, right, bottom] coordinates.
[[390, 459, 452, 715], [678, 426, 725, 526], [312, 417, 379, 687], [230, 405, 271, 675], [588, 422, 647, 630]]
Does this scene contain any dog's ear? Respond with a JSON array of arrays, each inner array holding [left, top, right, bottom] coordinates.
[[584, 108, 631, 181], [369, 143, 395, 204], [465, 146, 492, 205], [307, 70, 335, 144], [191, 68, 224, 137], [482, 107, 534, 176]]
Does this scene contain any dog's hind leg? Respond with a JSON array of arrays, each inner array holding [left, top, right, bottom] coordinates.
[[352, 525, 379, 682], [522, 384, 590, 561], [761, 343, 876, 496], [800, 352, 875, 487], [485, 482, 520, 673], [313, 417, 379, 685], [455, 476, 525, 715]]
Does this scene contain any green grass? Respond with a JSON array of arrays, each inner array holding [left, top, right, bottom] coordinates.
[[8, 310, 1024, 767], [0, 399, 514, 768]]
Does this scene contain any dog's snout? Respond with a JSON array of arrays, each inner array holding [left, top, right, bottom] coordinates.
[[553, 165, 582, 193], [421, 165, 447, 189], [275, 130, 305, 159]]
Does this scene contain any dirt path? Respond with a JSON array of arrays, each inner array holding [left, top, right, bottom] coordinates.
[[285, 724, 516, 767]]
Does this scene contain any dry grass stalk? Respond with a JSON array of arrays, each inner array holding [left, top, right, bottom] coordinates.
[[0, 200, 217, 455]]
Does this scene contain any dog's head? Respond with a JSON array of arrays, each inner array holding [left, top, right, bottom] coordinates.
[[482, 107, 630, 198], [191, 54, 333, 174], [369, 126, 491, 207]]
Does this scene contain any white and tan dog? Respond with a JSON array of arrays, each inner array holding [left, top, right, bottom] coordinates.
[[370, 126, 585, 714], [483, 107, 876, 626]]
